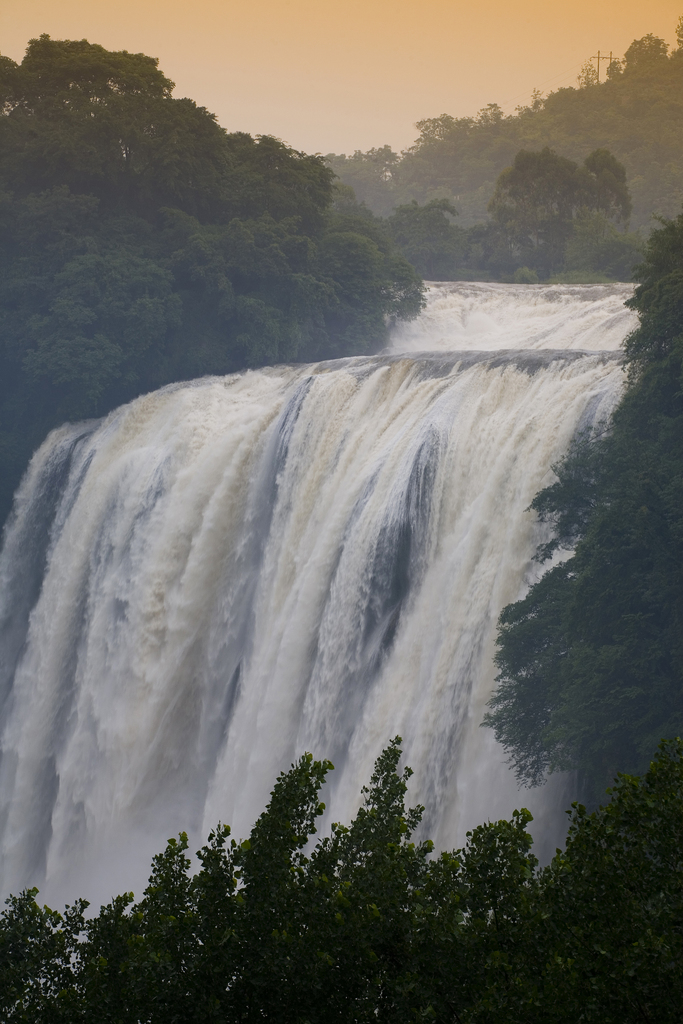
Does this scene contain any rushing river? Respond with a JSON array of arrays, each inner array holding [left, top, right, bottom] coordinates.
[[0, 282, 636, 905]]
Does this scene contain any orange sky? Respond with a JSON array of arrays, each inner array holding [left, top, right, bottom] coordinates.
[[1, 1, 680, 154]]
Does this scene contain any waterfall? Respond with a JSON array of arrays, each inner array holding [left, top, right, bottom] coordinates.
[[391, 281, 636, 352], [0, 283, 635, 906]]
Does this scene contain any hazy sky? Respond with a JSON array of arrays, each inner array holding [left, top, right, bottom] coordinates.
[[1, 1, 680, 154]]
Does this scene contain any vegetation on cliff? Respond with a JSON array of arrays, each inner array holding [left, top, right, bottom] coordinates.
[[486, 210, 683, 801]]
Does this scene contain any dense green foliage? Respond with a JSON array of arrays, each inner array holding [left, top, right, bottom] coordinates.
[[386, 198, 468, 279], [334, 144, 643, 283], [380, 146, 642, 281], [485, 212, 683, 800], [2, 737, 682, 1022], [487, 147, 633, 278], [0, 35, 423, 523]]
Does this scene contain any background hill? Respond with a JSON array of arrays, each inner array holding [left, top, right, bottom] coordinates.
[[327, 27, 683, 232]]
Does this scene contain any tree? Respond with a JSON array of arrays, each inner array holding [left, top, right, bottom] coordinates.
[[488, 148, 587, 275], [485, 210, 683, 800], [563, 211, 643, 280], [331, 19, 683, 232], [623, 33, 669, 73], [0, 36, 424, 525], [537, 740, 683, 1022], [387, 198, 468, 279], [577, 59, 598, 89], [488, 147, 632, 278], [324, 147, 400, 219], [583, 148, 631, 222], [0, 35, 236, 223], [3, 738, 683, 1021]]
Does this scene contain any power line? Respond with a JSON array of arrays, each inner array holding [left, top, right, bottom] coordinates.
[[500, 46, 619, 114], [590, 50, 617, 82]]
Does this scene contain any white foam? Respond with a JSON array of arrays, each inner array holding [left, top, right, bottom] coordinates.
[[390, 281, 636, 353], [0, 285, 633, 906]]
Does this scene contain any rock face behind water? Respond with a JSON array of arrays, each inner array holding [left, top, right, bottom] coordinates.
[[0, 284, 633, 907]]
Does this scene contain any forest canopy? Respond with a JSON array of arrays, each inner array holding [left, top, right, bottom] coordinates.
[[2, 738, 683, 1022], [381, 146, 643, 282], [0, 35, 424, 524]]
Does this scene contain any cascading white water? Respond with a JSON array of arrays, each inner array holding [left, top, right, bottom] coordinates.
[[0, 283, 636, 906], [391, 281, 636, 352]]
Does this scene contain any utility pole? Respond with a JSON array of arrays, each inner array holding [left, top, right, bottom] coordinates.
[[591, 51, 614, 82]]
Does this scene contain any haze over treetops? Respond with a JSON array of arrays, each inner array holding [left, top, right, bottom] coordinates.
[[2, 0, 681, 153]]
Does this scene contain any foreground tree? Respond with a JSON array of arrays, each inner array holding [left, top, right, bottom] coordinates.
[[2, 738, 683, 1021]]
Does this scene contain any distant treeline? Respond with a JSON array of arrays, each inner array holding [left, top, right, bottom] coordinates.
[[2, 737, 682, 1022], [328, 22, 683, 281], [0, 35, 424, 524], [370, 146, 643, 283]]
